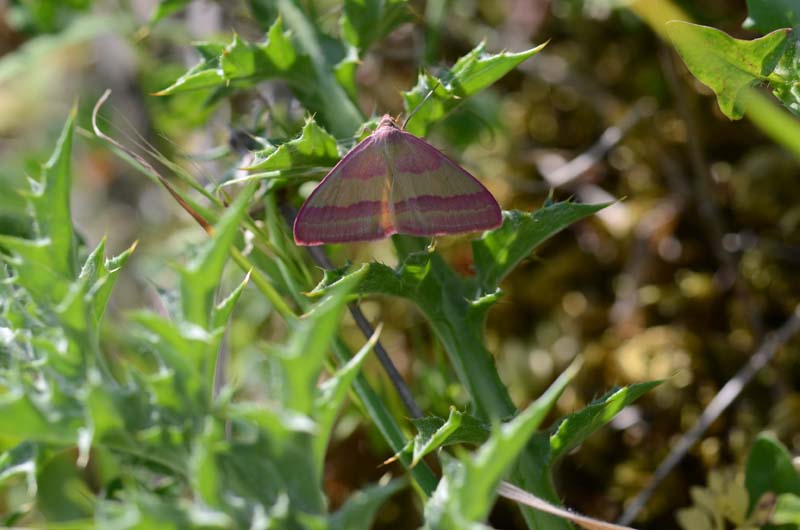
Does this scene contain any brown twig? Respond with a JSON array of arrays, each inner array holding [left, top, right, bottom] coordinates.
[[618, 304, 800, 524], [278, 201, 425, 420]]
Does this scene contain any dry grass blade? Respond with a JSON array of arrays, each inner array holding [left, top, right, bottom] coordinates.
[[498, 481, 637, 530], [91, 89, 214, 235]]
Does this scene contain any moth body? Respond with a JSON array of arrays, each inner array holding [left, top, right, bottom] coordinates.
[[293, 115, 502, 245]]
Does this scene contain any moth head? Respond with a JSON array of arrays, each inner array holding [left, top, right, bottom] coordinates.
[[377, 114, 400, 130]]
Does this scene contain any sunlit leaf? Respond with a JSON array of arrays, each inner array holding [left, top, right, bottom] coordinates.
[[155, 17, 311, 96], [473, 202, 608, 290], [278, 266, 366, 415], [411, 413, 490, 451], [248, 118, 341, 172], [770, 30, 800, 115], [179, 183, 254, 328], [773, 493, 800, 525], [408, 409, 494, 466], [423, 364, 578, 528], [667, 21, 790, 119], [549, 381, 660, 460], [402, 41, 546, 136]]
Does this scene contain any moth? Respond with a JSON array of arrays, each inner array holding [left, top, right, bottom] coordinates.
[[293, 115, 502, 245]]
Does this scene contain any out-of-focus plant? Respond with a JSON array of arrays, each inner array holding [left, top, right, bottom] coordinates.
[[666, 3, 799, 120], [0, 110, 409, 528], [676, 434, 800, 530]]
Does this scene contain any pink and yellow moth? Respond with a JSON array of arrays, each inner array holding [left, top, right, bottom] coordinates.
[[293, 115, 502, 246]]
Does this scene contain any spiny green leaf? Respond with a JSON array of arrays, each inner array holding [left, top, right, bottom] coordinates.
[[425, 362, 579, 527], [278, 266, 366, 415], [248, 118, 341, 171], [473, 202, 608, 291], [403, 41, 546, 136], [411, 407, 488, 466], [340, 0, 411, 51], [211, 272, 250, 331], [130, 310, 217, 410], [549, 381, 660, 460], [155, 17, 311, 96], [667, 21, 790, 119], [30, 106, 77, 278], [180, 183, 254, 328], [308, 260, 422, 300], [744, 0, 799, 33], [53, 271, 89, 333], [411, 408, 463, 466], [313, 324, 380, 476], [410, 412, 490, 455], [263, 15, 298, 70], [85, 239, 137, 325], [0, 236, 71, 308]]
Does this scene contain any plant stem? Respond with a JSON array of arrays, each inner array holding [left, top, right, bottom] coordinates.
[[393, 236, 569, 529]]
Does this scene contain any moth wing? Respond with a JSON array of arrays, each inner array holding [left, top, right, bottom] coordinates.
[[294, 136, 394, 245], [387, 131, 502, 236]]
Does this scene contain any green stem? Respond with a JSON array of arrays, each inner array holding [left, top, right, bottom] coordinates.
[[425, 311, 515, 420], [742, 88, 800, 159], [393, 237, 569, 529]]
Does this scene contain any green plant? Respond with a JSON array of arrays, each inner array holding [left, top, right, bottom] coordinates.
[[676, 434, 800, 530], [667, 3, 800, 120], [0, 1, 664, 528]]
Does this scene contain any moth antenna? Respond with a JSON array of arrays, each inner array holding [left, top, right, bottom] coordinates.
[[402, 78, 442, 130]]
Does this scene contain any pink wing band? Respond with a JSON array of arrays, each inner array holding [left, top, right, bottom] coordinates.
[[393, 192, 496, 213], [298, 200, 384, 222], [294, 200, 393, 245], [394, 192, 501, 235], [295, 222, 394, 245]]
